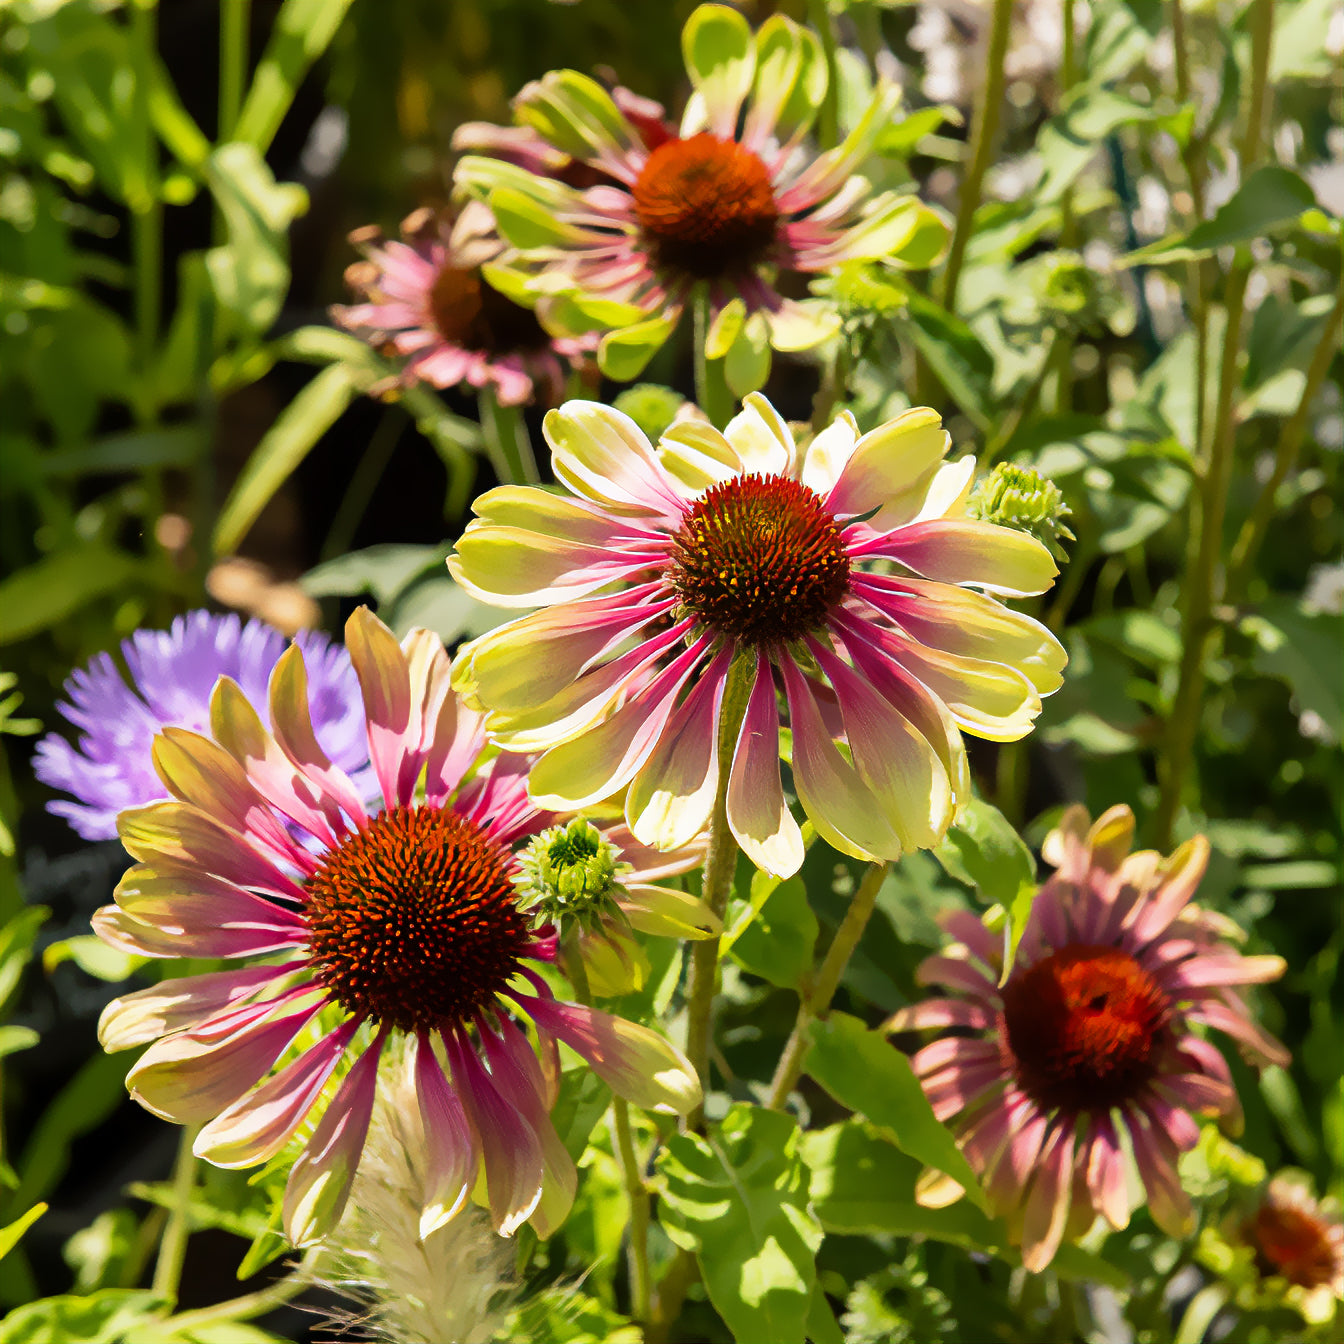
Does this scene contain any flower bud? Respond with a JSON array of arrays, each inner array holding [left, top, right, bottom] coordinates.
[[968, 463, 1075, 562]]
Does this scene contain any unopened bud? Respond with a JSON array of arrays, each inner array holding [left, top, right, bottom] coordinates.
[[517, 818, 624, 928], [968, 463, 1075, 562]]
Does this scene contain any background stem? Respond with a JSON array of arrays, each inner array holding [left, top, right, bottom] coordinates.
[[610, 1099, 652, 1323], [151, 1125, 200, 1302], [692, 288, 734, 430]]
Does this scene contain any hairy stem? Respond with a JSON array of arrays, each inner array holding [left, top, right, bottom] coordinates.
[[1154, 0, 1276, 847], [155, 1269, 308, 1332], [152, 1124, 200, 1303], [610, 1099, 652, 1323], [766, 860, 888, 1109], [938, 0, 1013, 312]]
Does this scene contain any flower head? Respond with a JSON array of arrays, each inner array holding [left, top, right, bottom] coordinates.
[[454, 4, 946, 385], [1246, 1177, 1344, 1306], [890, 805, 1289, 1270], [33, 611, 368, 841], [517, 816, 718, 995], [332, 203, 590, 406], [94, 609, 700, 1246], [450, 394, 1065, 878]]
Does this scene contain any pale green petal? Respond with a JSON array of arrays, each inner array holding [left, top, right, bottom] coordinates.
[[681, 3, 756, 138]]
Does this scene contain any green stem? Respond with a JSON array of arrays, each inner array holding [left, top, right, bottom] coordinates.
[[218, 0, 250, 145], [938, 0, 1013, 313], [765, 860, 888, 1110], [478, 387, 539, 484], [320, 406, 403, 562], [610, 1098, 652, 1324], [561, 925, 592, 1006], [807, 0, 840, 149], [1153, 0, 1276, 848], [692, 287, 733, 430], [681, 659, 753, 1133], [153, 1270, 307, 1332], [1227, 276, 1344, 595], [152, 1124, 200, 1302], [129, 1, 162, 415]]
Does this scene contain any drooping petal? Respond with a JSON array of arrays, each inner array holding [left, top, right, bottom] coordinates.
[[99, 963, 296, 1052], [726, 652, 804, 878], [283, 1028, 387, 1247], [626, 648, 731, 851], [513, 993, 700, 1115], [1019, 1120, 1076, 1272], [618, 883, 722, 939], [195, 1018, 361, 1168], [346, 607, 414, 810], [414, 1033, 477, 1237]]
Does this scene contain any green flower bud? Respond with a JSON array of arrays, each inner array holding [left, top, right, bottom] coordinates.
[[517, 818, 625, 929], [1031, 251, 1122, 332], [612, 384, 685, 444], [968, 463, 1075, 563]]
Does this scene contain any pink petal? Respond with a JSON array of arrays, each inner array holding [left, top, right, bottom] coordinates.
[[445, 1031, 544, 1236], [415, 1033, 478, 1236], [283, 1028, 387, 1246], [1184, 996, 1290, 1068], [1020, 1120, 1076, 1271], [1124, 1109, 1192, 1237], [886, 998, 995, 1033], [194, 1018, 360, 1167], [1085, 1113, 1131, 1230], [345, 607, 414, 810], [915, 954, 1001, 1003], [1125, 836, 1211, 943]]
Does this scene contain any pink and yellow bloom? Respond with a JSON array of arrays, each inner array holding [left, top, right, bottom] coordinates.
[[449, 394, 1064, 878], [1239, 1175, 1344, 1322], [890, 805, 1289, 1270], [454, 4, 946, 386], [332, 203, 590, 406], [94, 609, 699, 1246]]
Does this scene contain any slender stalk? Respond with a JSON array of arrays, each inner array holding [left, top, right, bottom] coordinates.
[[152, 1124, 200, 1302], [320, 407, 403, 562], [219, 0, 250, 144], [692, 287, 733, 430], [1227, 276, 1344, 594], [765, 860, 888, 1110], [128, 1, 162, 411], [807, 0, 840, 149], [610, 1099, 652, 1323], [153, 1270, 307, 1332], [561, 925, 592, 1006], [681, 660, 754, 1133], [1154, 0, 1276, 847], [938, 0, 1013, 313], [478, 387, 539, 484]]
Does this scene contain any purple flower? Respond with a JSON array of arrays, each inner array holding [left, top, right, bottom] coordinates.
[[34, 611, 369, 841]]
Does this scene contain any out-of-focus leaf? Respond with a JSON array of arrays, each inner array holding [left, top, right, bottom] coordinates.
[[234, 0, 358, 152], [385, 574, 503, 645], [39, 427, 207, 479], [1123, 167, 1318, 265], [900, 288, 994, 430], [805, 1281, 845, 1344], [726, 874, 818, 990], [42, 936, 143, 983], [657, 1104, 821, 1344], [1270, 0, 1342, 79], [0, 1028, 38, 1061], [0, 907, 48, 1012], [1246, 598, 1343, 744], [1035, 89, 1163, 203], [0, 545, 141, 646], [213, 363, 357, 555], [205, 143, 307, 337], [301, 544, 447, 604], [876, 105, 958, 155], [0, 1204, 45, 1262], [803, 1013, 985, 1207], [0, 1289, 168, 1343]]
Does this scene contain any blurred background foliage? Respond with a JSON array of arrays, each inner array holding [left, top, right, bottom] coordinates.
[[0, 0, 1339, 1340]]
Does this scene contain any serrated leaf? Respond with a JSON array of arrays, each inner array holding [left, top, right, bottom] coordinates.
[[657, 1104, 821, 1344]]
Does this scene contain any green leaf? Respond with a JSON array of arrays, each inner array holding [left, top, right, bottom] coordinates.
[[597, 315, 678, 382], [0, 1204, 45, 1262], [876, 105, 958, 156], [0, 907, 48, 1013], [657, 1104, 822, 1344], [501, 1291, 641, 1344], [1270, 0, 1343, 79], [1123, 167, 1318, 265], [900, 289, 994, 431], [803, 1013, 985, 1209], [1246, 597, 1343, 745], [42, 936, 143, 984], [726, 875, 818, 990], [0, 1289, 169, 1344], [213, 363, 357, 554], [301, 544, 447, 605], [205, 143, 307, 337], [234, 0, 357, 153], [1035, 89, 1163, 204], [0, 544, 142, 647], [38, 427, 207, 479]]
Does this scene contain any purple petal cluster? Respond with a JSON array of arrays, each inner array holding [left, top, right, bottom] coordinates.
[[34, 611, 369, 840]]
